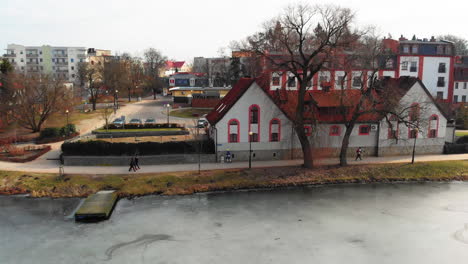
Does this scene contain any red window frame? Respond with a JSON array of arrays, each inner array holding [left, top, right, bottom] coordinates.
[[249, 104, 260, 141], [269, 118, 281, 142], [358, 125, 370, 135], [227, 119, 240, 143], [329, 125, 341, 136], [428, 114, 439, 138]]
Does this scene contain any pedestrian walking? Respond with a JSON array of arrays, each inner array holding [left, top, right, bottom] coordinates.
[[226, 150, 232, 163], [134, 154, 140, 170], [128, 157, 136, 172], [355, 147, 363, 161]]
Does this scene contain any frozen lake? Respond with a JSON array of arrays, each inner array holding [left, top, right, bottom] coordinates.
[[2, 182, 468, 264]]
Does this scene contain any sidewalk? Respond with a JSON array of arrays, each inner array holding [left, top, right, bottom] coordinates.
[[0, 153, 466, 175]]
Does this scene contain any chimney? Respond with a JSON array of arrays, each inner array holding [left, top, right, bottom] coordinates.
[[399, 35, 407, 41], [430, 36, 436, 42]]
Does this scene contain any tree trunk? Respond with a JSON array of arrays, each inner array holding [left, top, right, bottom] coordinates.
[[92, 101, 96, 111], [340, 126, 353, 166], [153, 88, 157, 100], [128, 88, 131, 102], [296, 129, 314, 168]]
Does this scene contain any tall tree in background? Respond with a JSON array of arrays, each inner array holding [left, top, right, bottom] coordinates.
[[102, 57, 131, 101], [143, 48, 166, 99], [438, 35, 468, 55], [77, 62, 102, 111], [245, 4, 355, 168], [4, 73, 71, 132], [129, 57, 144, 100]]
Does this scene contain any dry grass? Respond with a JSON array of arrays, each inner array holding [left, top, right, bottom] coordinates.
[[1, 160, 467, 198]]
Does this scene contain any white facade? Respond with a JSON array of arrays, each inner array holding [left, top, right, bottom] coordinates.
[[4, 44, 87, 84], [422, 57, 451, 99], [454, 81, 468, 103], [210, 79, 448, 161]]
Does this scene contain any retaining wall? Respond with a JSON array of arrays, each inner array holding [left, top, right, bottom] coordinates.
[[63, 154, 216, 166]]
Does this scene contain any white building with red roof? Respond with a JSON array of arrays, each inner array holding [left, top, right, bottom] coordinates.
[[206, 76, 453, 161]]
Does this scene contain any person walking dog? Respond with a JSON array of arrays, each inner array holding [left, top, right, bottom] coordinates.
[[355, 147, 363, 161]]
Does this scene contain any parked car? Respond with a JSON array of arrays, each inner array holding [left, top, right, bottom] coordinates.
[[129, 118, 143, 127], [197, 118, 208, 128], [112, 118, 125, 128], [144, 118, 156, 125]]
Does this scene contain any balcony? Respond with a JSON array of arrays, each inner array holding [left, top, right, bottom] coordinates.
[[26, 61, 39, 65], [26, 53, 39, 58], [53, 53, 68, 58], [77, 54, 86, 59], [3, 53, 16, 57], [55, 61, 68, 66], [27, 68, 39, 72], [56, 69, 69, 73]]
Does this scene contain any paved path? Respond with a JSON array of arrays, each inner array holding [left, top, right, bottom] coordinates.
[[0, 153, 466, 175], [1, 96, 466, 175]]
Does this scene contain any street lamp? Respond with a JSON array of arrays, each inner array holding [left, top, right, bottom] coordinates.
[[411, 127, 419, 164], [165, 104, 171, 125], [248, 131, 254, 169], [65, 109, 69, 126]]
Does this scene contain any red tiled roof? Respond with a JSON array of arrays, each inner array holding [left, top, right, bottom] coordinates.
[[206, 78, 255, 124], [206, 75, 440, 125], [166, 61, 185, 69]]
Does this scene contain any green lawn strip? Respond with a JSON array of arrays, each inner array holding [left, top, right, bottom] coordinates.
[[169, 108, 212, 118], [456, 131, 468, 137], [95, 128, 182, 132], [0, 160, 467, 198]]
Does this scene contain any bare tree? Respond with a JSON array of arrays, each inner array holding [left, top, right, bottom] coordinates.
[[77, 62, 103, 111], [5, 73, 71, 132], [101, 102, 114, 132], [245, 4, 355, 168], [143, 48, 166, 99], [437, 35, 468, 55]]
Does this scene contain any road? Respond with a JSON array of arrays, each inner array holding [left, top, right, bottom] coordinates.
[[0, 95, 466, 175]]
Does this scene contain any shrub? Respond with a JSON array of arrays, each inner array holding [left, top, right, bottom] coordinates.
[[40, 127, 61, 139], [62, 138, 215, 156], [444, 143, 468, 154], [456, 136, 468, 144]]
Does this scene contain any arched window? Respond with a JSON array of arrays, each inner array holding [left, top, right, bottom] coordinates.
[[329, 125, 341, 136], [269, 119, 281, 142], [249, 105, 259, 124], [428, 115, 439, 138], [304, 125, 312, 136], [228, 119, 239, 143], [408, 103, 420, 139], [388, 115, 399, 139], [249, 105, 260, 142]]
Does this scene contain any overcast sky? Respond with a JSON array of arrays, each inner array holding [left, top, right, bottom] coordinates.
[[2, 0, 467, 62]]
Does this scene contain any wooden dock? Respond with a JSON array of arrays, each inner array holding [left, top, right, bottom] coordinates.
[[75, 190, 118, 222]]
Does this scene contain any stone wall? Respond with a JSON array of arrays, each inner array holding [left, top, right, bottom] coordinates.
[[63, 154, 216, 166]]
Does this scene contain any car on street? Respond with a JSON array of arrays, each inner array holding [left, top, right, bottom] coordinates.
[[129, 118, 143, 127], [112, 118, 125, 128], [144, 118, 156, 125], [197, 118, 208, 128]]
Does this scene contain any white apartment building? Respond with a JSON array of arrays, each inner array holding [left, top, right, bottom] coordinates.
[[4, 44, 87, 84]]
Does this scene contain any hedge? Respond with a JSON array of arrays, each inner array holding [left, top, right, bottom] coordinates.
[[61, 138, 215, 156], [444, 143, 468, 154], [107, 123, 183, 130], [456, 136, 468, 144]]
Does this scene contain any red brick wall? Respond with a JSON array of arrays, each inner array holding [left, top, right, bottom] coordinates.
[[191, 98, 220, 108]]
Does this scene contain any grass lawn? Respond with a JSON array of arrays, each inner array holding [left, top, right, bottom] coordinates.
[[1, 160, 467, 198], [44, 110, 104, 128], [95, 128, 183, 133], [456, 131, 468, 137], [170, 108, 212, 119]]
